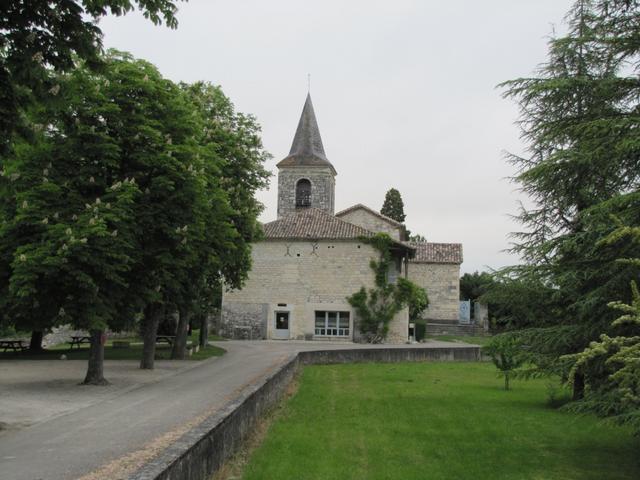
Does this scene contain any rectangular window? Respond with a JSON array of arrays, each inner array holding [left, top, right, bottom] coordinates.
[[314, 311, 350, 337]]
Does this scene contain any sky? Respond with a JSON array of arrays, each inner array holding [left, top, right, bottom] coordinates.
[[99, 0, 576, 273]]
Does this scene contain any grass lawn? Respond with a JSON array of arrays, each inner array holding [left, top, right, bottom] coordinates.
[[425, 335, 491, 346], [240, 363, 640, 480], [0, 329, 225, 361]]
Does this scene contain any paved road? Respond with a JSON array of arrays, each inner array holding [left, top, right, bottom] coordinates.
[[0, 340, 474, 480]]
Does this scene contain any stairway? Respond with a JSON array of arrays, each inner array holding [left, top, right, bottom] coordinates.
[[425, 321, 486, 336]]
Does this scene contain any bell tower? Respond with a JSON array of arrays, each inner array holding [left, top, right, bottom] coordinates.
[[277, 94, 336, 218]]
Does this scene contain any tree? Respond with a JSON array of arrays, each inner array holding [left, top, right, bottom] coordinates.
[[564, 220, 640, 434], [496, 0, 640, 398], [0, 0, 184, 153], [409, 233, 427, 243], [380, 188, 406, 223], [484, 335, 525, 391], [160, 82, 271, 359], [0, 50, 216, 381], [459, 271, 495, 301], [0, 61, 141, 383]]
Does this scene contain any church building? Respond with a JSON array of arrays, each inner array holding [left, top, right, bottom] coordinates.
[[221, 94, 462, 343]]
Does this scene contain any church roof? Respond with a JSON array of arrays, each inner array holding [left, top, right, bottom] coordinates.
[[262, 208, 413, 252], [276, 94, 337, 175], [408, 242, 463, 264], [335, 204, 404, 227]]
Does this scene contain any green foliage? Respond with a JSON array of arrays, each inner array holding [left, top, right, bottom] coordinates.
[[414, 321, 426, 341], [494, 0, 640, 395], [408, 233, 426, 243], [459, 271, 495, 301], [0, 51, 269, 376], [563, 220, 640, 434], [347, 233, 427, 342], [380, 188, 406, 223], [397, 277, 429, 321], [479, 269, 559, 331], [0, 0, 184, 152], [484, 335, 525, 390]]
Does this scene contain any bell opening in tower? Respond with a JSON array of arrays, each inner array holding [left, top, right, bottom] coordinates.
[[295, 178, 312, 208]]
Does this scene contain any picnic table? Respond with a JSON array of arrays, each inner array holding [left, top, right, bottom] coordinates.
[[68, 335, 91, 350], [156, 335, 175, 346], [0, 339, 28, 352]]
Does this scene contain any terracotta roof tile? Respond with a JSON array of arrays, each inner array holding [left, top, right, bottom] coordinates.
[[408, 242, 463, 264], [262, 208, 414, 255], [263, 208, 375, 240]]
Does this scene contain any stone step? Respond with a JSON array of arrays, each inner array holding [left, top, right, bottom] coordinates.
[[423, 318, 460, 326], [426, 323, 486, 336]]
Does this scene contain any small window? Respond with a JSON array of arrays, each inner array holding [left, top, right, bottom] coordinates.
[[314, 311, 350, 337], [295, 179, 311, 207]]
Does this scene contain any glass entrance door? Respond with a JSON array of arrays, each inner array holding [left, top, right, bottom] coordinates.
[[274, 311, 290, 339]]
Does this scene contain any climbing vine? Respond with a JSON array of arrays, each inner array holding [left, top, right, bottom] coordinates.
[[347, 233, 428, 342]]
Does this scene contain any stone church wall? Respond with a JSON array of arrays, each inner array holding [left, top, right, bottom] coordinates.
[[336, 209, 402, 240], [408, 263, 460, 321], [277, 167, 335, 218], [222, 240, 409, 343]]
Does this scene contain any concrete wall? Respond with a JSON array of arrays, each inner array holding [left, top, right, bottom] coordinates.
[[337, 208, 402, 240], [222, 240, 409, 344], [130, 345, 482, 480], [408, 262, 460, 321], [277, 166, 335, 218]]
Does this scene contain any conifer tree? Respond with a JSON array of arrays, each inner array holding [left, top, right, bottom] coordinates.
[[380, 188, 406, 223], [495, 0, 640, 397], [565, 220, 640, 434]]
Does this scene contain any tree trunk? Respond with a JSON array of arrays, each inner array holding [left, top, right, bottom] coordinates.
[[572, 371, 585, 400], [199, 314, 209, 349], [171, 306, 190, 360], [82, 329, 108, 385], [140, 303, 161, 370], [29, 330, 44, 351], [504, 371, 510, 391]]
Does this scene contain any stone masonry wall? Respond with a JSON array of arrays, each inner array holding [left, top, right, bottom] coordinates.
[[408, 263, 460, 321], [277, 166, 335, 218], [337, 208, 402, 240], [219, 303, 268, 339], [222, 240, 408, 343]]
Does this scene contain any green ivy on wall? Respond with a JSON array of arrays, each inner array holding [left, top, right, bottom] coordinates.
[[347, 233, 428, 342]]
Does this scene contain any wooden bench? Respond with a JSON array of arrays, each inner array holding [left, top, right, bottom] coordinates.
[[156, 335, 175, 346], [68, 336, 91, 350], [0, 339, 28, 352]]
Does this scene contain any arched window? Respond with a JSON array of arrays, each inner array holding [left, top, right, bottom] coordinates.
[[295, 179, 311, 208]]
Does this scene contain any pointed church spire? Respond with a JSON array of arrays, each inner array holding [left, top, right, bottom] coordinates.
[[277, 94, 336, 174], [289, 93, 327, 159]]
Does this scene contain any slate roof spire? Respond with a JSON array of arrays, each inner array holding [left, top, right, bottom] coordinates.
[[277, 94, 337, 174]]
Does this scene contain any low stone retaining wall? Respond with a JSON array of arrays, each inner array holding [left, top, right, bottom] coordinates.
[[298, 346, 481, 364], [129, 345, 481, 480]]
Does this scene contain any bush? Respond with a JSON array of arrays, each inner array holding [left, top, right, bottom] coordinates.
[[484, 335, 525, 390]]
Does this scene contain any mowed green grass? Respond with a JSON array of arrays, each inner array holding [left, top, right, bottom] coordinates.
[[0, 330, 225, 361], [242, 363, 640, 480], [426, 335, 491, 346]]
